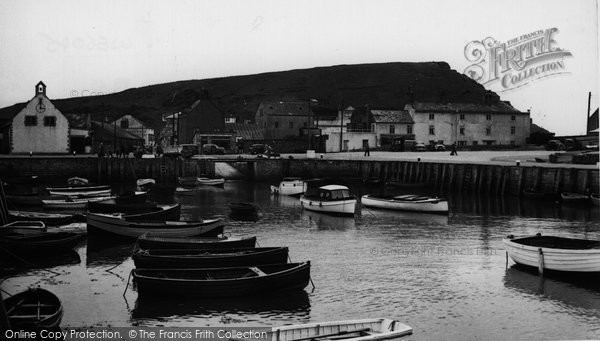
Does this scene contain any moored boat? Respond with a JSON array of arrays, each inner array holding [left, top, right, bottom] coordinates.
[[137, 234, 257, 250], [590, 193, 600, 207], [46, 184, 110, 193], [197, 177, 225, 186], [0, 221, 47, 234], [503, 234, 600, 273], [271, 318, 413, 341], [361, 194, 448, 213], [48, 188, 111, 197], [136, 178, 156, 191], [132, 261, 310, 297], [86, 212, 224, 238], [9, 210, 74, 225], [300, 185, 356, 216], [560, 192, 590, 205], [132, 246, 289, 268], [270, 177, 306, 196], [88, 199, 159, 215], [67, 176, 89, 185], [122, 203, 181, 221], [178, 176, 201, 186], [42, 196, 113, 210], [522, 188, 557, 200], [3, 288, 63, 329], [0, 231, 85, 254]]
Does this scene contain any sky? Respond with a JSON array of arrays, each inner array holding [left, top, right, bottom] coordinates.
[[0, 0, 598, 135]]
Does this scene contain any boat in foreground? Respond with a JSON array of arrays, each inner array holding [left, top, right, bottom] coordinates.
[[132, 246, 289, 268], [0, 231, 85, 254], [137, 234, 257, 250], [503, 234, 600, 273], [270, 177, 306, 196], [9, 210, 75, 225], [300, 185, 356, 216], [3, 288, 63, 329], [0, 221, 47, 234], [361, 194, 448, 213], [133, 261, 310, 297], [271, 318, 413, 341], [87, 212, 224, 238]]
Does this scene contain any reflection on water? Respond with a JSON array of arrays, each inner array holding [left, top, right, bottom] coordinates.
[[0, 249, 81, 276], [1, 181, 599, 339]]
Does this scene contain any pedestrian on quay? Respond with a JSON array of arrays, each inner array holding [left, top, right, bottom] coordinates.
[[364, 142, 370, 157], [98, 142, 105, 158], [120, 143, 127, 158], [450, 142, 458, 156]]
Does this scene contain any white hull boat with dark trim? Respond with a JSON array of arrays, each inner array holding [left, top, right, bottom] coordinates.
[[48, 189, 111, 197], [503, 234, 600, 273], [300, 185, 356, 215], [42, 196, 113, 210], [197, 177, 225, 186], [271, 318, 413, 341], [361, 194, 448, 213], [136, 178, 156, 191], [271, 177, 306, 196]]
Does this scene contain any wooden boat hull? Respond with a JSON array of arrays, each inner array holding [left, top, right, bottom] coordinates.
[[590, 194, 600, 207], [137, 235, 257, 250], [46, 184, 110, 192], [136, 179, 156, 191], [48, 189, 111, 197], [42, 196, 113, 209], [132, 247, 289, 268], [0, 221, 47, 234], [271, 180, 306, 196], [271, 318, 413, 341], [560, 192, 590, 204], [88, 200, 159, 214], [87, 213, 224, 238], [361, 195, 448, 213], [122, 204, 181, 221], [8, 211, 74, 225], [133, 262, 310, 297], [503, 235, 600, 273], [197, 178, 225, 186], [4, 288, 63, 329], [7, 195, 44, 206], [0, 232, 85, 254], [300, 197, 356, 215]]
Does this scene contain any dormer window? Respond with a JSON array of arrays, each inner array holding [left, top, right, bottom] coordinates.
[[38, 85, 43, 93]]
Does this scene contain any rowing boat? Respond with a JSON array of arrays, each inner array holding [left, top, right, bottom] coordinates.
[[133, 262, 310, 297], [122, 204, 181, 221], [0, 221, 47, 234], [560, 192, 590, 205], [361, 194, 448, 213], [87, 212, 224, 238], [3, 288, 63, 329], [46, 184, 110, 192], [48, 188, 111, 197], [8, 210, 74, 225], [503, 233, 600, 273], [137, 234, 256, 250], [271, 318, 413, 341], [132, 246, 289, 268], [42, 196, 113, 210], [0, 231, 85, 254]]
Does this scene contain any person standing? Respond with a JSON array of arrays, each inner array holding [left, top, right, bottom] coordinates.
[[450, 142, 458, 156], [364, 142, 370, 157]]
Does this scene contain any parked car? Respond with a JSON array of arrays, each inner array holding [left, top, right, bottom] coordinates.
[[413, 143, 427, 152], [202, 143, 225, 155], [249, 144, 268, 155], [181, 144, 200, 158], [434, 144, 446, 151], [545, 139, 565, 151]]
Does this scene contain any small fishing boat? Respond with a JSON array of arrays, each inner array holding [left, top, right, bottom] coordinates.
[[270, 177, 307, 196], [300, 185, 356, 216], [46, 184, 110, 193], [361, 194, 448, 213], [0, 231, 85, 254], [67, 176, 89, 185], [197, 177, 225, 186], [271, 318, 413, 341], [229, 202, 260, 215], [503, 234, 600, 273], [88, 199, 158, 215], [174, 187, 196, 195], [87, 212, 224, 238], [42, 196, 113, 210], [522, 188, 557, 200], [136, 178, 156, 191], [48, 188, 111, 197], [591, 193, 600, 207], [3, 288, 63, 329], [0, 221, 47, 234], [137, 234, 257, 250], [132, 261, 310, 297], [132, 246, 289, 268], [122, 203, 181, 221], [178, 176, 201, 186], [9, 211, 74, 225], [560, 192, 590, 205]]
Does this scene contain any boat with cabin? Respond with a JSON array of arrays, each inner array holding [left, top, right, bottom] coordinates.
[[300, 185, 356, 216]]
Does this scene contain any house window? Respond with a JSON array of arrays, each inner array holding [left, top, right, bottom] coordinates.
[[289, 122, 294, 129], [429, 114, 435, 120], [407, 125, 412, 134], [511, 126, 516, 134], [459, 126, 465, 135], [25, 116, 37, 126], [458, 141, 466, 146], [486, 114, 492, 120], [274, 121, 279, 128], [43, 116, 56, 127], [225, 117, 236, 123], [511, 115, 516, 121], [429, 125, 435, 135], [486, 127, 491, 135], [459, 114, 465, 120], [389, 125, 395, 134], [485, 140, 495, 146], [473, 141, 478, 146], [120, 119, 129, 129]]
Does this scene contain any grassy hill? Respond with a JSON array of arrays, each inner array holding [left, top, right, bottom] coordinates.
[[1, 62, 501, 130]]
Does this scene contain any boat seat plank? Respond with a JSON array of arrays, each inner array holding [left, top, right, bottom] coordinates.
[[290, 328, 371, 341], [10, 314, 54, 319], [249, 267, 267, 276]]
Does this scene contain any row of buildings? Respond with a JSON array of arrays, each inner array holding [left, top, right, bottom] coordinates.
[[0, 81, 543, 154]]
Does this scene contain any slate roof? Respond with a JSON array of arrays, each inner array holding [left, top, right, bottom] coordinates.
[[371, 110, 413, 123], [226, 123, 264, 140], [413, 101, 522, 113]]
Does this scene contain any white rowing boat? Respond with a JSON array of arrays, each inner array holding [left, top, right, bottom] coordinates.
[[271, 318, 413, 341], [270, 177, 306, 196], [361, 194, 448, 213], [42, 196, 113, 210], [503, 233, 600, 273], [197, 177, 225, 186], [300, 185, 356, 216], [48, 189, 111, 197]]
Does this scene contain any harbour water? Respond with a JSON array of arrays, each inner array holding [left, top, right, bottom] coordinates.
[[1, 181, 599, 339]]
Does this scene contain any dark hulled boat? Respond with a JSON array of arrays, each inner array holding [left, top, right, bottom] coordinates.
[[133, 261, 310, 297], [0, 231, 85, 254], [3, 288, 63, 329], [132, 246, 289, 268], [137, 234, 257, 250]]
